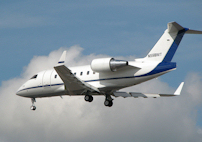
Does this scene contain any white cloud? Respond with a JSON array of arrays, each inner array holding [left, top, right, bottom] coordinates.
[[197, 128, 202, 135], [0, 46, 202, 142]]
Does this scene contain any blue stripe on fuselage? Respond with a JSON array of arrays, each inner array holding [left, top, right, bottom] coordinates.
[[17, 83, 64, 93]]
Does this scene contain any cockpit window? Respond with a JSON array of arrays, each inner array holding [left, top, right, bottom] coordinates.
[[30, 74, 37, 79]]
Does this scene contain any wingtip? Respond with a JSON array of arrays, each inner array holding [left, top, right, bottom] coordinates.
[[57, 51, 66, 66], [174, 82, 184, 95]]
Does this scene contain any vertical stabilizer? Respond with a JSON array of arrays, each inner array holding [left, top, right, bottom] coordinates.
[[145, 22, 202, 62]]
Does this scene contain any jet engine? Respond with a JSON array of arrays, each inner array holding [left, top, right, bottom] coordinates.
[[91, 58, 128, 72]]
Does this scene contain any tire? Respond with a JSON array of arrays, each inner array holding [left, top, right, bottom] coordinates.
[[84, 95, 93, 102], [84, 95, 90, 101], [108, 101, 113, 107], [30, 106, 36, 111], [104, 100, 113, 107], [89, 96, 93, 102]]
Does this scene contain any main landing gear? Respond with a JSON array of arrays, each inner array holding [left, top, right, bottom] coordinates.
[[84, 93, 114, 107], [104, 94, 113, 107], [30, 98, 36, 111], [84, 95, 93, 102], [104, 99, 113, 107]]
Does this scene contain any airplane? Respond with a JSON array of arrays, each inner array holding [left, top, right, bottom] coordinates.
[[16, 22, 202, 110]]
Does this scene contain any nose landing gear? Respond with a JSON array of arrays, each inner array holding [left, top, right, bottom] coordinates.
[[30, 98, 36, 111]]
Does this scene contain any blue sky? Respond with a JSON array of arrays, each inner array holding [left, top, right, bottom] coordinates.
[[1, 1, 202, 141], [1, 0, 202, 83]]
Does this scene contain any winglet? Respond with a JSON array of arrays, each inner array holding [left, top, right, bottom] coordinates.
[[174, 82, 184, 95], [57, 51, 66, 66]]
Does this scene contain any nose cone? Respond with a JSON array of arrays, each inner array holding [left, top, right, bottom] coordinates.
[[16, 88, 22, 96], [16, 85, 26, 97], [16, 90, 22, 96]]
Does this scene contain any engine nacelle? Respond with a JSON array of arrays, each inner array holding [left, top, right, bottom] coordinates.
[[91, 58, 128, 72]]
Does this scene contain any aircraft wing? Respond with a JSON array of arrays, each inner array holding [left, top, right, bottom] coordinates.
[[54, 51, 100, 95], [113, 82, 184, 98]]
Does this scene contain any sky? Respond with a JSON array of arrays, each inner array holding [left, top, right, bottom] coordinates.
[[0, 0, 202, 142]]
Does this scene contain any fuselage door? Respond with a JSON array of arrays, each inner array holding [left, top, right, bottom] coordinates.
[[42, 70, 53, 89]]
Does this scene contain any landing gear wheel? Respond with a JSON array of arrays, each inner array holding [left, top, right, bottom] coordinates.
[[84, 95, 93, 102], [30, 105, 36, 111], [104, 100, 113, 107]]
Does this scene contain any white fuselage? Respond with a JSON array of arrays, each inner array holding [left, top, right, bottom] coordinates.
[[16, 60, 175, 98]]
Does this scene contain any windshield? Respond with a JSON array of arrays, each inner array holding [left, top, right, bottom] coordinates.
[[30, 74, 37, 79]]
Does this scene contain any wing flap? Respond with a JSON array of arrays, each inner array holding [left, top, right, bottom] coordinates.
[[113, 92, 161, 98], [130, 93, 160, 98], [113, 82, 184, 98]]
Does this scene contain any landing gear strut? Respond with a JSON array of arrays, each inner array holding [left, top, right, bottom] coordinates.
[[84, 95, 93, 102], [30, 98, 36, 111]]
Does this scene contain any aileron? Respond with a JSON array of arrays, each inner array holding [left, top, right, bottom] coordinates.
[[113, 82, 184, 98]]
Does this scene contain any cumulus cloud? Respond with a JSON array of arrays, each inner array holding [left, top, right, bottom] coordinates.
[[0, 45, 202, 142]]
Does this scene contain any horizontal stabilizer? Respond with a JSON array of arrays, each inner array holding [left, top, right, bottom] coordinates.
[[168, 22, 202, 34], [113, 82, 184, 98], [186, 29, 202, 34]]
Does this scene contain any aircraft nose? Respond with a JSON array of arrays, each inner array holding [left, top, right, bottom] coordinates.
[[16, 89, 23, 96], [16, 85, 26, 97]]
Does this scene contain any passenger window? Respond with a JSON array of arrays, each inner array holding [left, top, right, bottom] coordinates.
[[80, 72, 83, 76], [87, 71, 89, 75], [74, 73, 76, 75], [30, 74, 37, 79], [55, 75, 57, 78]]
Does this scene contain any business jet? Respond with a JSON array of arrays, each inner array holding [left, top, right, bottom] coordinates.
[[16, 22, 202, 110]]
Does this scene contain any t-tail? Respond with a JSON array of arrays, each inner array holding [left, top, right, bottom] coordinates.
[[145, 22, 202, 62]]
